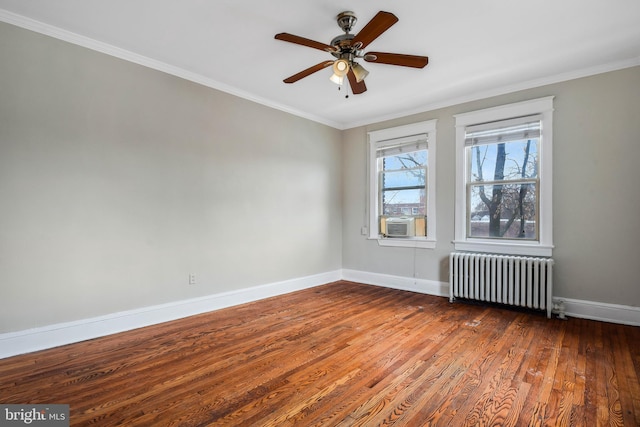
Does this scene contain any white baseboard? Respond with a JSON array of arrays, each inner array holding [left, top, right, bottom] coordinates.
[[2, 269, 637, 359], [553, 297, 640, 326], [0, 270, 341, 359], [341, 269, 449, 297], [342, 269, 639, 326]]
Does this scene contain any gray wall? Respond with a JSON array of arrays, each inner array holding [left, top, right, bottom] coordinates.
[[342, 66, 640, 308], [2, 21, 638, 335], [0, 23, 343, 332]]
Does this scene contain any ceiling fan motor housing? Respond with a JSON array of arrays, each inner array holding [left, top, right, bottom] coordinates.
[[330, 34, 359, 60], [331, 12, 363, 60]]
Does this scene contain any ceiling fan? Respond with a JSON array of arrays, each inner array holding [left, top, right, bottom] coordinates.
[[275, 11, 429, 95]]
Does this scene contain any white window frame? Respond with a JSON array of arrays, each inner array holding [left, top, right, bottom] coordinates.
[[454, 97, 554, 256], [368, 120, 437, 249]]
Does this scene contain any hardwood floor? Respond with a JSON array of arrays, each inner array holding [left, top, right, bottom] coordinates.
[[1, 281, 639, 426]]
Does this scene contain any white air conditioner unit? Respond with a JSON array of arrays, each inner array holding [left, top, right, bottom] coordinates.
[[385, 217, 415, 237]]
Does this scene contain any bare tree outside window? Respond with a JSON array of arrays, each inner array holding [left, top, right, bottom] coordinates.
[[469, 138, 538, 239]]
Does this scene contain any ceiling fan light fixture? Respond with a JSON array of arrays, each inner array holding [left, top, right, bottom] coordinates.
[[332, 59, 350, 77], [351, 62, 369, 82], [329, 73, 345, 85]]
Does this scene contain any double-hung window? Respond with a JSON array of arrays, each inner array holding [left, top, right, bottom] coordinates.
[[454, 97, 554, 256], [368, 120, 437, 248]]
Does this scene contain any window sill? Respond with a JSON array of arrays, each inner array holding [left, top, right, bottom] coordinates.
[[452, 240, 553, 257], [371, 237, 436, 249]]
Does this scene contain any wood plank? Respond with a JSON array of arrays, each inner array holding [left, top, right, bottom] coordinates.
[[607, 323, 637, 426], [413, 312, 533, 425], [0, 281, 638, 426]]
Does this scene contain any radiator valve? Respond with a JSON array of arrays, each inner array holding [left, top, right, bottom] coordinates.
[[552, 300, 567, 320]]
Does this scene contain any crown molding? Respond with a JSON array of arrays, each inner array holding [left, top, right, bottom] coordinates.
[[0, 9, 343, 129], [346, 56, 640, 129]]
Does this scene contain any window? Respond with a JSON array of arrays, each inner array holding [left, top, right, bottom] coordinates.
[[368, 120, 437, 249], [467, 117, 540, 240], [454, 97, 554, 256], [380, 143, 427, 218]]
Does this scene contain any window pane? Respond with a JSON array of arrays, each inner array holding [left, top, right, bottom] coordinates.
[[382, 188, 425, 216], [469, 183, 537, 239], [469, 139, 538, 182], [381, 169, 425, 190], [383, 151, 427, 171]]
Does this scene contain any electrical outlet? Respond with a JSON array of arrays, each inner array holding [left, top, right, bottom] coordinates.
[[189, 273, 196, 285]]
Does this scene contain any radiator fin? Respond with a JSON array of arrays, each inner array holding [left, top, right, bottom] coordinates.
[[449, 252, 554, 318]]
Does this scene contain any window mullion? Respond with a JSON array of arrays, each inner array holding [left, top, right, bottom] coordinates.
[[469, 178, 538, 187], [383, 185, 425, 191]]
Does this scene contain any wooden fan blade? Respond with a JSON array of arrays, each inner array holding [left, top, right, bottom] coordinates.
[[352, 11, 398, 50], [347, 69, 367, 94], [275, 33, 335, 52], [364, 52, 429, 68], [283, 61, 334, 84]]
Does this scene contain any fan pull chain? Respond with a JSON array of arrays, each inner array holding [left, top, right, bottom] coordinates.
[[338, 83, 350, 99]]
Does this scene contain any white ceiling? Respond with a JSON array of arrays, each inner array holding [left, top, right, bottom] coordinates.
[[1, 1, 639, 129]]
